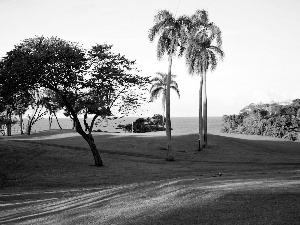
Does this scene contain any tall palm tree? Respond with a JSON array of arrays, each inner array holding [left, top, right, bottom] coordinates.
[[148, 10, 190, 161], [150, 72, 180, 127], [185, 10, 224, 150]]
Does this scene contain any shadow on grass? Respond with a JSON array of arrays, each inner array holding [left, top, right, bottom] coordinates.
[[8, 131, 300, 169]]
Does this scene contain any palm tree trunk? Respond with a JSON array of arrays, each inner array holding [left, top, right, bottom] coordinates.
[[166, 54, 174, 161], [199, 75, 204, 151], [163, 107, 165, 129], [203, 71, 208, 148]]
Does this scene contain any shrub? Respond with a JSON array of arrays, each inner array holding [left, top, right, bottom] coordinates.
[[221, 100, 300, 141], [123, 114, 166, 133]]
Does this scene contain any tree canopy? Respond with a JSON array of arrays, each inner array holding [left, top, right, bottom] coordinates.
[[0, 36, 150, 166]]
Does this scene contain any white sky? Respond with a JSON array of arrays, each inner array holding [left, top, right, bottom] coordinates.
[[1, 0, 300, 117]]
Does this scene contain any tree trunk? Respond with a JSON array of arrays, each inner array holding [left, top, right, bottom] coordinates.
[[74, 114, 103, 166], [199, 75, 204, 151], [49, 115, 52, 130], [19, 114, 23, 135], [162, 107, 165, 129], [72, 114, 104, 167], [54, 113, 62, 129], [6, 112, 12, 136], [203, 71, 208, 148], [165, 54, 174, 161], [26, 123, 32, 135], [6, 123, 11, 136], [57, 93, 104, 166], [84, 133, 104, 167], [76, 121, 103, 167], [26, 115, 32, 135], [73, 119, 76, 131]]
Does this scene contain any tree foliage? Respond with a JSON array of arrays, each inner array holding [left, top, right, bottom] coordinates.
[[185, 9, 224, 150], [25, 88, 51, 135], [148, 10, 190, 59], [148, 10, 190, 161], [0, 36, 149, 166], [185, 10, 224, 75], [149, 72, 180, 109], [123, 114, 166, 133], [222, 100, 300, 141]]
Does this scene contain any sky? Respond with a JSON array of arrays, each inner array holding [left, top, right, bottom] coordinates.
[[1, 0, 300, 117]]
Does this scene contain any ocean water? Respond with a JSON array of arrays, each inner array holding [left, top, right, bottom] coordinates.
[[10, 117, 223, 135]]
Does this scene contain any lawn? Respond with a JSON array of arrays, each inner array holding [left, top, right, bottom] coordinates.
[[0, 130, 300, 224]]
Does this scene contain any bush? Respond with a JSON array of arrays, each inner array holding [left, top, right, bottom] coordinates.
[[221, 100, 300, 141], [123, 114, 166, 133]]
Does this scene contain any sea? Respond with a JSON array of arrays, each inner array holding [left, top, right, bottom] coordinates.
[[9, 117, 223, 135]]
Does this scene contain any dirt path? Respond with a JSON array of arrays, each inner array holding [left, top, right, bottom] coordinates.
[[1, 175, 300, 225]]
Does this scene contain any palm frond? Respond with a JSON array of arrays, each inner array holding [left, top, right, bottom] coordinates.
[[149, 86, 164, 101], [194, 9, 209, 24], [170, 85, 180, 98], [190, 9, 209, 33], [150, 75, 164, 84], [149, 9, 192, 59], [149, 71, 180, 106], [208, 23, 222, 47], [184, 9, 224, 76], [155, 72, 166, 80], [207, 50, 217, 71], [149, 83, 164, 94], [154, 72, 177, 84], [156, 32, 171, 60], [148, 10, 174, 42], [177, 15, 192, 27], [170, 80, 179, 89], [209, 46, 225, 60], [154, 10, 174, 24]]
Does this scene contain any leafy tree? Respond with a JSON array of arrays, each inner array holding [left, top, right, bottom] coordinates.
[[0, 95, 29, 136], [222, 100, 300, 141], [1, 36, 101, 165], [69, 44, 150, 135], [0, 60, 32, 135], [149, 72, 180, 128], [3, 105, 13, 136], [25, 88, 49, 135], [14, 103, 28, 135], [0, 104, 19, 135], [123, 114, 166, 133], [152, 114, 166, 127], [185, 10, 224, 150], [0, 36, 148, 167], [148, 10, 190, 161], [41, 89, 63, 130]]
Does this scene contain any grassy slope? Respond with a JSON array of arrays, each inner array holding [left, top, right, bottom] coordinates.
[[1, 129, 299, 192], [1, 130, 300, 224]]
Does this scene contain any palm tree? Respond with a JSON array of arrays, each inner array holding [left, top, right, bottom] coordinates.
[[149, 72, 180, 127], [185, 10, 224, 150], [148, 10, 190, 161]]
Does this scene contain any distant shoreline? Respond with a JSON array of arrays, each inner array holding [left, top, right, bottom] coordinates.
[[9, 117, 223, 135]]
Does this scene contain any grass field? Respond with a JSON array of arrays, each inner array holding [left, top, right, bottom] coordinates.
[[0, 129, 300, 224]]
